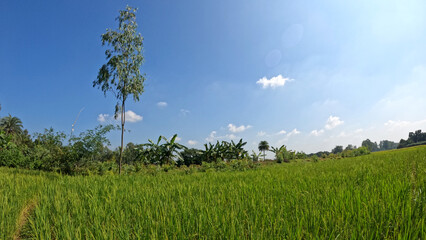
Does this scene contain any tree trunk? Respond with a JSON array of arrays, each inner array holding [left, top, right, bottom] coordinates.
[[119, 100, 125, 174]]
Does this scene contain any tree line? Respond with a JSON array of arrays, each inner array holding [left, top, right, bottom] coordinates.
[[4, 113, 424, 175], [398, 129, 426, 149], [0, 113, 262, 174], [305, 138, 400, 159], [0, 112, 365, 175]]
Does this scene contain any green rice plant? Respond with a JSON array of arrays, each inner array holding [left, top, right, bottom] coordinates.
[[1, 146, 425, 239]]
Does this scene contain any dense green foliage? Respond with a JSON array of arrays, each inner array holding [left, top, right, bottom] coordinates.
[[0, 117, 259, 175], [398, 129, 426, 149], [0, 124, 117, 174], [202, 139, 248, 163], [1, 113, 370, 174], [1, 146, 425, 239], [361, 139, 399, 152]]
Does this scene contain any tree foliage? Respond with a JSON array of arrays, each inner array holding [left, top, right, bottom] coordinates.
[[258, 141, 269, 161], [202, 140, 248, 163], [270, 145, 295, 163], [332, 145, 343, 154], [0, 114, 23, 135], [398, 129, 426, 149], [362, 139, 379, 152]]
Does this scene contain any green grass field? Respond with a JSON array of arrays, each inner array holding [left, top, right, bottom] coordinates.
[[1, 146, 425, 239]]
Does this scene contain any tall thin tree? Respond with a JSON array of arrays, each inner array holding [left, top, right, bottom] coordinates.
[[93, 6, 146, 174]]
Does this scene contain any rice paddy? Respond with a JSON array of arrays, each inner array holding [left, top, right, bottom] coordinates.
[[1, 146, 425, 239]]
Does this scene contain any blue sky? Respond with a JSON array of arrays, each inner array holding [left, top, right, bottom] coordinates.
[[1, 0, 426, 154]]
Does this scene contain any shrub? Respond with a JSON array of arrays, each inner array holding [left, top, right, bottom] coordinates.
[[230, 159, 258, 171], [97, 161, 118, 175], [144, 164, 162, 176], [161, 164, 175, 172], [199, 162, 214, 172], [0, 146, 28, 168]]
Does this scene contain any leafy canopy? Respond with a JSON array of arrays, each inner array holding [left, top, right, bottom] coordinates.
[[93, 5, 145, 117]]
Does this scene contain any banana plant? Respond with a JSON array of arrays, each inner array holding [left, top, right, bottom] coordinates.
[[229, 139, 247, 160], [141, 135, 163, 164], [270, 145, 291, 163], [250, 150, 261, 162], [141, 134, 187, 165], [202, 139, 248, 162], [160, 134, 187, 165]]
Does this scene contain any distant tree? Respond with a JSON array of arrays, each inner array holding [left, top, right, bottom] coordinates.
[[250, 150, 261, 162], [397, 139, 409, 149], [408, 130, 426, 143], [122, 142, 142, 164], [397, 130, 426, 149], [69, 124, 116, 162], [179, 148, 203, 166], [0, 114, 23, 135], [345, 144, 355, 151], [270, 145, 287, 163], [93, 6, 146, 174], [32, 128, 67, 171], [379, 140, 398, 151], [362, 139, 379, 152], [295, 151, 307, 159], [332, 145, 343, 154], [258, 141, 269, 161]]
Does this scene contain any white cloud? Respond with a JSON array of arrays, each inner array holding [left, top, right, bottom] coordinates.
[[205, 130, 239, 142], [97, 110, 143, 123], [338, 131, 347, 137], [122, 110, 143, 123], [287, 128, 300, 137], [157, 102, 168, 108], [310, 129, 324, 136], [256, 74, 293, 89], [384, 120, 411, 129], [228, 124, 252, 133], [308, 116, 344, 137], [257, 131, 266, 137], [180, 109, 190, 116], [354, 128, 364, 133], [205, 131, 217, 142], [97, 114, 109, 123], [277, 130, 287, 135], [227, 134, 237, 140], [325, 116, 344, 130], [384, 119, 426, 132], [188, 140, 198, 145]]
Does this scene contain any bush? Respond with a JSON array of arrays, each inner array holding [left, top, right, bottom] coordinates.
[[199, 162, 214, 172], [0, 147, 28, 168], [214, 161, 228, 171], [161, 164, 175, 172], [179, 165, 198, 175], [97, 161, 118, 175], [229, 159, 259, 171], [144, 164, 162, 176]]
